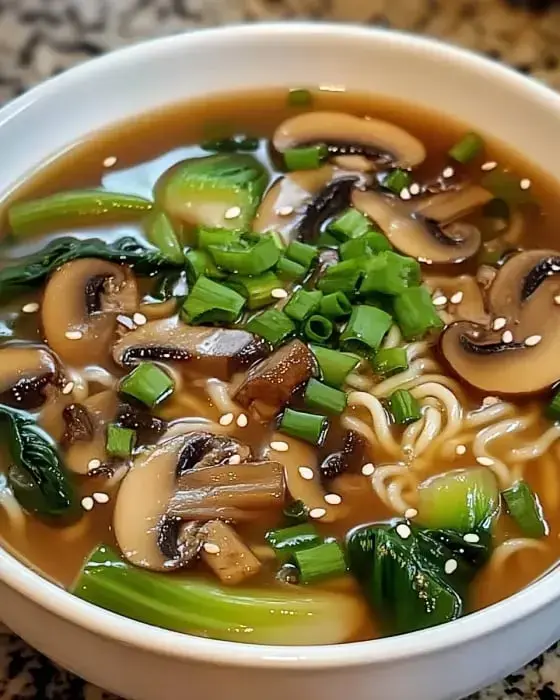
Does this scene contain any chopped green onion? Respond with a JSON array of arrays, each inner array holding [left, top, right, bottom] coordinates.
[[319, 291, 352, 320], [284, 289, 323, 322], [120, 363, 174, 408], [304, 378, 347, 416], [372, 347, 409, 377], [266, 523, 321, 559], [316, 230, 341, 248], [209, 235, 280, 275], [185, 249, 226, 281], [283, 500, 309, 524], [287, 88, 313, 106], [503, 481, 548, 538], [383, 169, 413, 194], [145, 211, 184, 264], [389, 389, 421, 425], [246, 308, 295, 347], [284, 144, 328, 171], [270, 231, 287, 252], [8, 190, 153, 238], [226, 272, 282, 310], [279, 408, 327, 446], [448, 132, 484, 164], [317, 259, 363, 296], [340, 305, 392, 355], [106, 424, 137, 458], [328, 208, 371, 242], [393, 287, 444, 341], [181, 276, 245, 325], [361, 251, 421, 297], [293, 541, 347, 583], [339, 231, 392, 260], [363, 230, 392, 253], [276, 256, 307, 281], [285, 240, 317, 269], [481, 169, 534, 206], [303, 314, 334, 344], [547, 390, 560, 421], [310, 345, 359, 388], [197, 227, 241, 250]]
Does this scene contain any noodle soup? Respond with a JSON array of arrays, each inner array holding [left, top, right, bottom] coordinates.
[[0, 87, 559, 645]]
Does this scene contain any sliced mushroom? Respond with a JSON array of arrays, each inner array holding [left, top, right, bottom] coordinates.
[[234, 339, 317, 419], [319, 430, 365, 480], [42, 258, 138, 366], [352, 189, 482, 264], [0, 345, 59, 409], [200, 520, 261, 585], [440, 249, 560, 395], [411, 185, 493, 225], [273, 112, 426, 169], [423, 274, 490, 326], [113, 316, 269, 381]]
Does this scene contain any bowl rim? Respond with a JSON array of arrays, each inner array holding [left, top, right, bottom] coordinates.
[[1, 20, 560, 669]]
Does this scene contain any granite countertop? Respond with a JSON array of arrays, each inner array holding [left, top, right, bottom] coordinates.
[[1, 0, 560, 698]]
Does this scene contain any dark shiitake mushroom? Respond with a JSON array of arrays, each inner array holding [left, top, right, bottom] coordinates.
[[0, 345, 59, 410], [440, 249, 560, 395]]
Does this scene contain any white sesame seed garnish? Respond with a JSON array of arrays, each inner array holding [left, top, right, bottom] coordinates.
[[271, 288, 288, 299], [361, 463, 375, 476], [502, 330, 513, 344], [270, 440, 289, 452], [476, 456, 494, 466], [236, 413, 248, 428], [324, 493, 342, 505], [309, 507, 327, 519], [492, 317, 507, 331], [482, 395, 500, 407], [404, 508, 418, 519], [117, 314, 136, 330], [555, 295, 560, 305], [455, 444, 467, 456], [520, 178, 531, 190], [444, 559, 458, 575], [298, 466, 315, 480], [103, 156, 118, 168], [88, 458, 102, 471], [400, 187, 411, 200], [433, 295, 448, 307], [224, 206, 241, 220], [277, 205, 294, 216], [93, 492, 109, 504], [65, 330, 83, 340], [81, 496, 94, 512], [525, 334, 542, 347], [228, 454, 241, 465], [481, 161, 497, 171], [409, 183, 421, 196], [219, 413, 234, 426], [463, 533, 480, 544], [133, 312, 147, 326], [396, 523, 411, 539], [450, 291, 464, 305], [22, 302, 39, 313], [62, 382, 74, 395], [203, 543, 221, 554], [443, 166, 455, 179]]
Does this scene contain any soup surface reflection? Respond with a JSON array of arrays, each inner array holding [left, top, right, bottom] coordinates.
[[0, 88, 559, 645]]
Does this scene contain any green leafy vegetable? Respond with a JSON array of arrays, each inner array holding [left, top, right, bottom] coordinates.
[[145, 211, 184, 264], [503, 480, 547, 538]]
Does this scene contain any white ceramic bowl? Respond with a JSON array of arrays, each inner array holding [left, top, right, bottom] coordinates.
[[1, 22, 560, 700]]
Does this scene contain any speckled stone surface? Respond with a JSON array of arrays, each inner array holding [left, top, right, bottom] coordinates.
[[1, 0, 560, 698]]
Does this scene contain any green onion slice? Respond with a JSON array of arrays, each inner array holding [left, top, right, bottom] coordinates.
[[304, 378, 347, 416], [120, 363, 174, 408], [284, 145, 328, 171], [106, 424, 137, 458], [319, 291, 352, 319], [383, 169, 413, 194], [246, 308, 295, 347], [310, 345, 359, 388], [389, 389, 422, 425], [181, 276, 245, 325], [284, 289, 323, 322], [503, 481, 548, 538], [448, 132, 484, 164], [372, 347, 409, 377], [285, 240, 317, 269], [279, 408, 327, 446], [276, 256, 307, 281], [393, 287, 444, 341], [293, 541, 347, 583], [266, 523, 321, 559], [340, 305, 392, 355], [328, 208, 371, 241], [317, 259, 363, 296], [287, 88, 313, 107], [303, 315, 334, 344], [227, 272, 283, 310], [209, 234, 280, 275]]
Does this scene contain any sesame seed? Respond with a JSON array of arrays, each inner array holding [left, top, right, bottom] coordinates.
[[396, 523, 411, 539], [409, 183, 421, 196], [324, 493, 342, 505], [444, 559, 458, 575], [520, 178, 531, 190], [502, 330, 513, 344], [482, 395, 500, 407], [361, 463, 375, 476], [481, 161, 497, 171], [93, 492, 109, 504], [133, 312, 147, 326], [62, 382, 74, 395], [492, 317, 507, 331], [224, 206, 241, 220], [236, 413, 248, 428], [555, 295, 560, 305], [298, 466, 315, 480], [309, 507, 327, 519], [81, 497, 94, 512], [455, 444, 467, 456], [463, 533, 480, 544], [22, 302, 39, 313], [450, 291, 464, 305], [219, 413, 234, 426], [203, 543, 221, 554], [433, 295, 448, 307], [117, 314, 136, 330], [442, 166, 455, 179], [228, 454, 242, 465], [65, 331, 83, 340], [88, 458, 102, 471], [277, 205, 294, 216], [270, 440, 289, 452], [271, 288, 288, 299], [404, 508, 418, 519], [476, 456, 494, 466], [400, 187, 411, 200], [103, 156, 118, 168], [525, 334, 542, 347]]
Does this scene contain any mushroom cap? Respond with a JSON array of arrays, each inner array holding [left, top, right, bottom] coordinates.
[[42, 258, 138, 366], [273, 112, 426, 168], [0, 345, 58, 409]]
